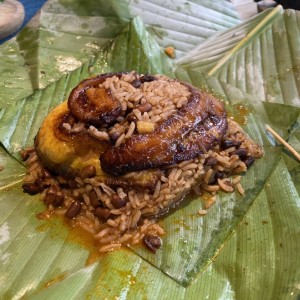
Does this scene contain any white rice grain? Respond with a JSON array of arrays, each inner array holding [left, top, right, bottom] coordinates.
[[153, 180, 161, 199], [99, 243, 121, 253], [62, 123, 71, 131], [198, 209, 208, 216], [88, 126, 110, 141], [125, 122, 136, 138], [95, 227, 111, 239], [217, 178, 234, 192], [236, 183, 245, 196], [130, 209, 142, 228], [115, 133, 125, 147]]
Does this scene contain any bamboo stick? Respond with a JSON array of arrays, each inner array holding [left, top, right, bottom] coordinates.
[[266, 124, 300, 161], [208, 5, 283, 76]]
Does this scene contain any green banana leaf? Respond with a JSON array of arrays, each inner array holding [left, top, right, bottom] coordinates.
[[1, 2, 300, 300], [0, 16, 173, 154], [126, 0, 241, 58], [0, 40, 33, 108], [0, 148, 25, 188], [177, 6, 300, 107], [0, 0, 240, 108]]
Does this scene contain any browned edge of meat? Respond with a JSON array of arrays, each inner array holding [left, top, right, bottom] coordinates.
[[100, 83, 228, 176], [68, 73, 125, 125]]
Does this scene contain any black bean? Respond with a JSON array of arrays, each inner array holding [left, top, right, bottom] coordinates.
[[89, 190, 101, 208], [143, 235, 162, 253], [61, 167, 78, 179], [140, 75, 157, 83], [221, 140, 242, 150], [208, 171, 225, 185], [68, 180, 78, 189], [131, 79, 142, 88], [19, 149, 34, 161], [65, 201, 81, 219], [136, 102, 152, 113], [111, 194, 127, 209], [109, 131, 121, 143], [126, 113, 138, 123], [95, 207, 110, 219], [41, 168, 52, 179], [232, 148, 248, 160], [34, 178, 45, 189], [65, 114, 76, 126], [244, 156, 255, 169], [19, 148, 35, 161], [80, 165, 96, 179], [204, 157, 218, 166], [22, 182, 42, 195], [216, 171, 225, 178], [137, 216, 145, 226], [44, 186, 64, 207]]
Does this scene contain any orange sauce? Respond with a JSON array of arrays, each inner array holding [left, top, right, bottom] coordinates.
[[44, 273, 67, 288], [200, 192, 216, 210], [35, 211, 102, 265], [173, 218, 192, 231], [228, 104, 251, 125], [116, 270, 137, 285], [63, 219, 102, 265]]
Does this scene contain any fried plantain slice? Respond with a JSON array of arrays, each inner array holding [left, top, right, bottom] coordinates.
[[68, 73, 123, 126], [35, 101, 108, 178], [100, 85, 228, 176], [34, 101, 162, 190]]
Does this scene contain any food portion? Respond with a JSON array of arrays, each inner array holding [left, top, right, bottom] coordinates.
[[22, 72, 263, 253]]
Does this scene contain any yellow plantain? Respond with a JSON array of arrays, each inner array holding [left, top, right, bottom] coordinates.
[[35, 101, 107, 178], [34, 101, 162, 190]]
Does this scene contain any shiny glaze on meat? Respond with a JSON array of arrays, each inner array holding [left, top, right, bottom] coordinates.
[[100, 84, 228, 176], [68, 73, 123, 125]]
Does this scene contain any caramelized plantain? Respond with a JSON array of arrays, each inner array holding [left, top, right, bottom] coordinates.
[[35, 101, 108, 178], [34, 101, 162, 190], [68, 73, 123, 126], [100, 86, 228, 176]]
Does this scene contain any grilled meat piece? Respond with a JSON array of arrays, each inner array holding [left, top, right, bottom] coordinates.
[[68, 73, 123, 126], [100, 85, 227, 176]]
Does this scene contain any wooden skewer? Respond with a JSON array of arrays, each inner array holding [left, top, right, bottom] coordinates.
[[266, 124, 300, 161]]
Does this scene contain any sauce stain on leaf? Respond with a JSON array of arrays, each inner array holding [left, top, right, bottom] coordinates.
[[228, 104, 251, 125], [35, 213, 101, 265], [44, 272, 67, 288]]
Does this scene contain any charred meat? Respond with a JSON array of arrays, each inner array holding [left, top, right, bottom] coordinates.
[[100, 85, 228, 176]]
